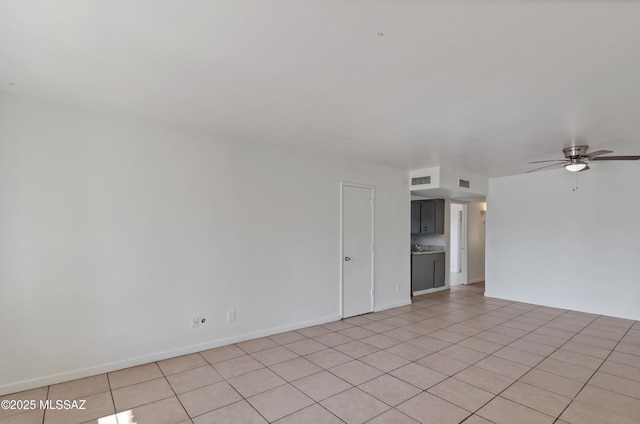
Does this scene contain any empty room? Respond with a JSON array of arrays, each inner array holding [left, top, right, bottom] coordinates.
[[1, 1, 639, 423]]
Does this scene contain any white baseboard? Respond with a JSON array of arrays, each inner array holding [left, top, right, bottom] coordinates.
[[0, 314, 342, 396], [373, 299, 411, 312], [412, 285, 449, 296], [464, 278, 485, 285]]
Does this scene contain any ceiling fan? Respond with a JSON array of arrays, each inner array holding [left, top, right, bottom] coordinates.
[[528, 145, 640, 173]]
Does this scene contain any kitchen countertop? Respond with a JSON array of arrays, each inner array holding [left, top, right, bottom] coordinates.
[[411, 250, 445, 255]]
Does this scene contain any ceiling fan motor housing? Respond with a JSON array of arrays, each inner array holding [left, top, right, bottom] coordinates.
[[563, 145, 589, 159]]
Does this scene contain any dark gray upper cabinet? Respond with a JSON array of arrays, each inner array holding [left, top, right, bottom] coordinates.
[[411, 199, 445, 234], [410, 202, 421, 234]]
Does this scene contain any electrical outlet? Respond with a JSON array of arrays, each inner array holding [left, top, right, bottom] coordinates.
[[192, 316, 200, 328], [227, 309, 236, 322]]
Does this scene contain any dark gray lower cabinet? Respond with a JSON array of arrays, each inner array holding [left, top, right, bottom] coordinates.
[[411, 253, 446, 293]]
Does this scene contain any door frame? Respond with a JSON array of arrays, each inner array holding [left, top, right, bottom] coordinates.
[[340, 182, 375, 318], [449, 201, 468, 285]]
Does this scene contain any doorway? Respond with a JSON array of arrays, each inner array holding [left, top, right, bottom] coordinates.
[[449, 202, 467, 286], [341, 183, 374, 318]]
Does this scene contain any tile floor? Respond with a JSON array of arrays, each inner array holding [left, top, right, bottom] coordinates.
[[2, 282, 640, 424]]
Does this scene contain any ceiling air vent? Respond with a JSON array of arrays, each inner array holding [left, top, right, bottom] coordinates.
[[411, 176, 431, 185], [458, 179, 470, 189]]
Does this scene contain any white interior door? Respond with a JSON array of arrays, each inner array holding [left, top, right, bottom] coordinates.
[[341, 184, 373, 318]]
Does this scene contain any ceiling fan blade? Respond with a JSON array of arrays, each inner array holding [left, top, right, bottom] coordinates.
[[586, 150, 614, 159], [526, 162, 567, 173], [591, 155, 640, 161], [528, 159, 566, 164], [578, 164, 590, 172]]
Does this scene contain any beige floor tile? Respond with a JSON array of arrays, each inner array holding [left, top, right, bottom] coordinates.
[[550, 349, 603, 370], [599, 359, 640, 382], [213, 355, 264, 379], [192, 400, 266, 424], [199, 345, 245, 364], [407, 335, 451, 352], [534, 326, 575, 340], [158, 354, 208, 376], [275, 404, 343, 424], [321, 387, 389, 424], [458, 337, 503, 354], [454, 365, 515, 394], [0, 388, 48, 420], [477, 396, 554, 424], [313, 332, 353, 348], [438, 345, 488, 364], [227, 368, 286, 398], [508, 339, 556, 356], [535, 357, 594, 383], [237, 337, 279, 354], [248, 384, 313, 422], [397, 391, 470, 424], [343, 315, 374, 326], [44, 391, 114, 424], [475, 331, 517, 346], [579, 327, 624, 342], [382, 328, 422, 342], [304, 348, 352, 368], [428, 330, 468, 344], [108, 363, 163, 390], [329, 360, 382, 386], [322, 321, 355, 332], [297, 325, 332, 338], [461, 415, 494, 424], [251, 345, 298, 366], [268, 330, 307, 345], [489, 325, 529, 338], [166, 365, 223, 394], [112, 377, 174, 411], [292, 370, 352, 401], [48, 374, 110, 400], [493, 346, 545, 367], [575, 385, 640, 422], [561, 341, 611, 359], [366, 408, 420, 424], [571, 334, 618, 349], [589, 372, 640, 399], [178, 381, 242, 418], [359, 351, 410, 373], [379, 317, 413, 328], [128, 396, 189, 424], [338, 327, 376, 340], [560, 399, 637, 424], [1, 409, 44, 424], [360, 322, 396, 334], [284, 339, 327, 356], [447, 324, 483, 337], [417, 352, 469, 376], [428, 377, 494, 412], [609, 351, 640, 368], [359, 374, 421, 406], [617, 342, 640, 357], [520, 369, 583, 398], [270, 357, 322, 382], [333, 340, 379, 358], [360, 334, 400, 349], [501, 381, 570, 417], [390, 363, 447, 390], [385, 342, 431, 361], [520, 332, 566, 349], [474, 355, 531, 379]]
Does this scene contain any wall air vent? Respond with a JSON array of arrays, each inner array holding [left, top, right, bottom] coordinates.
[[458, 179, 470, 189], [411, 176, 431, 185]]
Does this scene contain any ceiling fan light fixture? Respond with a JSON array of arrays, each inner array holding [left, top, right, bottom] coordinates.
[[565, 158, 588, 172]]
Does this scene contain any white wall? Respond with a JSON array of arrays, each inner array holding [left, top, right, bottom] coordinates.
[[486, 168, 640, 320], [467, 202, 486, 284], [0, 92, 410, 395]]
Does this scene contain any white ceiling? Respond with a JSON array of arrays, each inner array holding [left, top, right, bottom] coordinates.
[[2, 0, 640, 177]]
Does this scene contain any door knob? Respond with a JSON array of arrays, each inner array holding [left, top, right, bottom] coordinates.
[[344, 257, 351, 261]]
